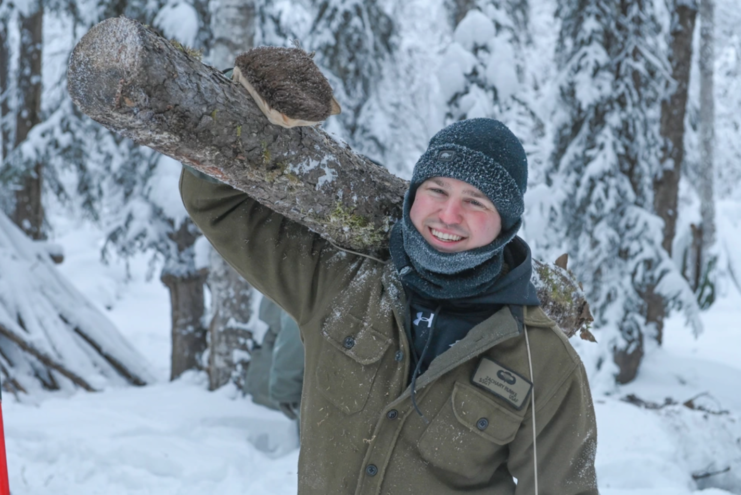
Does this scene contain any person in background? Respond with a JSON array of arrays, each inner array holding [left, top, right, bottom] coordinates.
[[245, 297, 305, 421]]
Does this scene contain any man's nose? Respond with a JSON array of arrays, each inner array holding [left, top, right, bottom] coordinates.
[[438, 199, 463, 225]]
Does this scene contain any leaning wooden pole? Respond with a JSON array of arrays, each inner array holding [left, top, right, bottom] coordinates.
[[67, 17, 593, 338]]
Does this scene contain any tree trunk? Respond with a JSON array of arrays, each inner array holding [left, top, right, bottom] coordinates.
[[613, 329, 644, 385], [206, 247, 253, 390], [1, 15, 11, 161], [68, 17, 593, 338], [648, 1, 697, 345], [698, 0, 715, 257], [161, 219, 208, 381], [204, 0, 257, 391], [655, 1, 697, 256], [11, 3, 44, 240]]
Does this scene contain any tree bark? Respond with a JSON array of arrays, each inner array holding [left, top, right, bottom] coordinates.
[[1, 15, 11, 161], [650, 1, 697, 345], [206, 246, 253, 390], [655, 2, 697, 256], [698, 0, 715, 255], [161, 219, 208, 381], [68, 17, 593, 337], [162, 272, 208, 380], [205, 0, 257, 391], [11, 3, 44, 240]]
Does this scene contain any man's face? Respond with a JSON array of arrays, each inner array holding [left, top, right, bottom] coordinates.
[[409, 177, 502, 253]]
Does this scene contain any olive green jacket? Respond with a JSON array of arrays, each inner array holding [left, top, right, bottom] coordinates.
[[180, 169, 598, 495]]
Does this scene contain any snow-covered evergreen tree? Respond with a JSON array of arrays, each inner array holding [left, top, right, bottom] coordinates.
[[546, 0, 701, 383], [439, 1, 527, 122]]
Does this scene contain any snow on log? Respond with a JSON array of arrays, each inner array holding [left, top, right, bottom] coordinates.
[[0, 212, 155, 394], [67, 17, 593, 338]]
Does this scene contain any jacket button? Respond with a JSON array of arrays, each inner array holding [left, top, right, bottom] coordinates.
[[343, 336, 355, 349], [395, 351, 404, 362], [387, 409, 398, 420], [476, 418, 489, 431], [366, 464, 378, 476]]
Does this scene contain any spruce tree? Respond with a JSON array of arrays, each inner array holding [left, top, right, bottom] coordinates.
[[551, 0, 701, 383]]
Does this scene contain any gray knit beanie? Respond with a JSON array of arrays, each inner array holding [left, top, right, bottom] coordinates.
[[408, 118, 527, 231]]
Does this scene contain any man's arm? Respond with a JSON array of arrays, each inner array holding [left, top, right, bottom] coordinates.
[[179, 167, 365, 326], [507, 360, 599, 495]]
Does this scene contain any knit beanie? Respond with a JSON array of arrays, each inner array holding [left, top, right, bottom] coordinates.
[[408, 118, 527, 232], [389, 118, 529, 299]]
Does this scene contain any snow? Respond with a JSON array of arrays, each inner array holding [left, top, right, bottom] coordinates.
[[484, 36, 518, 101], [147, 156, 190, 227], [437, 43, 477, 101], [453, 10, 495, 50], [0, 212, 156, 393], [153, 1, 200, 47], [4, 374, 299, 494]]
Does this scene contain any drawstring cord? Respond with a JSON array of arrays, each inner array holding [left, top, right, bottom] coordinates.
[[327, 239, 386, 264], [410, 305, 442, 425], [523, 323, 539, 495]]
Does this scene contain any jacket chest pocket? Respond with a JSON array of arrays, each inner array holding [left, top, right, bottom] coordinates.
[[315, 314, 392, 415], [417, 381, 526, 480]]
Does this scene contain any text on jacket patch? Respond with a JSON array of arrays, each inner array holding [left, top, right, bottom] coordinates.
[[472, 357, 533, 410]]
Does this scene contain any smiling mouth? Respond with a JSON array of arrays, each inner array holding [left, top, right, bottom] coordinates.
[[430, 228, 465, 242]]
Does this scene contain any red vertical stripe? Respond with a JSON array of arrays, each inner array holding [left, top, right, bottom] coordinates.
[[0, 399, 10, 495]]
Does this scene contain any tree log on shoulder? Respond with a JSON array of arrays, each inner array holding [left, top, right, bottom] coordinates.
[[68, 17, 593, 338]]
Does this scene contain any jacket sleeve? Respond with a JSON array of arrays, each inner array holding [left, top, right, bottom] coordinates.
[[507, 358, 599, 495], [179, 167, 363, 327]]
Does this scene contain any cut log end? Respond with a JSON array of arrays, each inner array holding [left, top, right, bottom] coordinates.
[[68, 17, 146, 121]]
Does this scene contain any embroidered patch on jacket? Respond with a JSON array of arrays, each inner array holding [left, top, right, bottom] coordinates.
[[472, 358, 533, 410]]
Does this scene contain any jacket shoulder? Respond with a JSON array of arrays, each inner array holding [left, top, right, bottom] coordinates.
[[522, 305, 582, 372], [522, 305, 558, 330]]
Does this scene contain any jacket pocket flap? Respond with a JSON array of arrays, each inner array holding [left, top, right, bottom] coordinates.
[[322, 314, 392, 365], [452, 382, 524, 445]]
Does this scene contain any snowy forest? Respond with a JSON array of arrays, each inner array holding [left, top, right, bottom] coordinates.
[[1, 0, 741, 493]]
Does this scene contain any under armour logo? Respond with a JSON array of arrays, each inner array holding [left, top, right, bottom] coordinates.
[[413, 312, 435, 328]]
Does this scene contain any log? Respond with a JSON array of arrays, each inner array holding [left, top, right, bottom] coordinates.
[[0, 322, 97, 392], [68, 17, 593, 338], [68, 17, 405, 255]]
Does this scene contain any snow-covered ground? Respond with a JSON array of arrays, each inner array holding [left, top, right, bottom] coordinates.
[[3, 218, 740, 494]]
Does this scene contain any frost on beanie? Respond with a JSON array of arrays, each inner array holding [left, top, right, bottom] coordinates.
[[389, 118, 529, 299]]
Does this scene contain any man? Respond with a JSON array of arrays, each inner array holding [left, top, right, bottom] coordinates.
[[181, 118, 598, 494]]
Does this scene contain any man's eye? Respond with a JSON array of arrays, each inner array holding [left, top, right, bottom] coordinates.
[[429, 188, 445, 195]]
